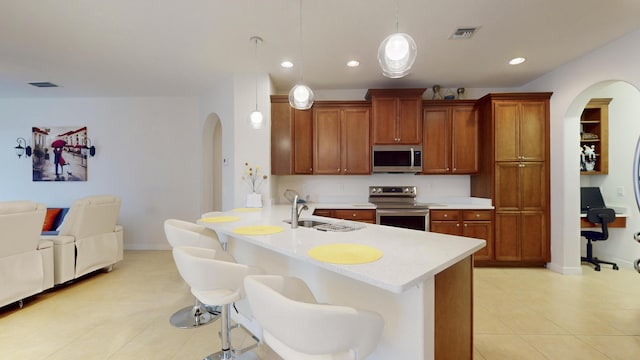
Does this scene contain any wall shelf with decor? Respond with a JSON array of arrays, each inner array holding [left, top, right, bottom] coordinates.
[[580, 98, 611, 175]]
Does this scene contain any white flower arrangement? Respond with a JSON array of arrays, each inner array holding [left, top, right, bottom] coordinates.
[[242, 162, 268, 193]]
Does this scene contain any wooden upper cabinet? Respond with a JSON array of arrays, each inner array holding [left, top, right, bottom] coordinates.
[[313, 105, 371, 175], [423, 101, 478, 174], [270, 95, 314, 175], [423, 107, 449, 173], [495, 100, 546, 162], [292, 108, 313, 174], [366, 88, 425, 145], [342, 107, 371, 174], [270, 95, 293, 175], [313, 108, 342, 175]]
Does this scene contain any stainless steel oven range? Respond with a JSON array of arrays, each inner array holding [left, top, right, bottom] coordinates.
[[368, 186, 430, 231]]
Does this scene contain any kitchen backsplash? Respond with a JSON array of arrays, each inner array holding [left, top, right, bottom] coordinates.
[[272, 174, 470, 204]]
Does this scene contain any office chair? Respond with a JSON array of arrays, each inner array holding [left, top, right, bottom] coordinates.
[[581, 208, 619, 271]]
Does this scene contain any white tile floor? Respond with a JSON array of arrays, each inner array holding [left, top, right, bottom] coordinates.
[[1, 251, 639, 359]]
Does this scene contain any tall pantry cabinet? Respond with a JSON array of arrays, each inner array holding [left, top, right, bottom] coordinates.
[[471, 93, 552, 266]]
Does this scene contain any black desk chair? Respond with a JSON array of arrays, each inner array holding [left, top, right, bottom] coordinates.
[[581, 208, 619, 271]]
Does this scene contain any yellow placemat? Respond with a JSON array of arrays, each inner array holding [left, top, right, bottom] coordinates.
[[232, 208, 262, 213], [199, 216, 241, 223], [233, 225, 284, 235], [307, 243, 383, 265]]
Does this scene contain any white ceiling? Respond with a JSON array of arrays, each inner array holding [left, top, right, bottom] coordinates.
[[1, 0, 639, 98]]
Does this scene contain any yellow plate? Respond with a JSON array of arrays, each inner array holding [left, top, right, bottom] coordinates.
[[233, 225, 284, 235], [232, 208, 262, 212], [307, 243, 383, 265], [199, 216, 241, 223]]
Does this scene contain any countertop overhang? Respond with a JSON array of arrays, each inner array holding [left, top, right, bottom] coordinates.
[[199, 205, 486, 294]]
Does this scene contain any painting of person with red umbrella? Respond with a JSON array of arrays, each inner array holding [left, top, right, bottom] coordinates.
[[31, 126, 89, 181], [51, 139, 66, 176]]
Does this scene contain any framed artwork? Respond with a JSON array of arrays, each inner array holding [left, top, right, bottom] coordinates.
[[31, 126, 89, 182]]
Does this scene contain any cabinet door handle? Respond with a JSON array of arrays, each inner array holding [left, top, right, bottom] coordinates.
[[464, 223, 468, 227], [443, 214, 448, 218], [456, 223, 460, 227], [476, 214, 480, 218]]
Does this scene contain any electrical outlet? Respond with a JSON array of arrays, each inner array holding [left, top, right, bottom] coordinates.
[[617, 186, 625, 197]]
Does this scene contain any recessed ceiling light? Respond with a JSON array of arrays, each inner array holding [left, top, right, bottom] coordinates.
[[346, 60, 360, 67], [509, 57, 526, 65], [281, 61, 294, 68]]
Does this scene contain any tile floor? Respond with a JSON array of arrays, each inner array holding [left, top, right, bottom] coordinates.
[[1, 250, 639, 359]]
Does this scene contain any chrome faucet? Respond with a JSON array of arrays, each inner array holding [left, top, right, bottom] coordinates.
[[291, 194, 308, 228]]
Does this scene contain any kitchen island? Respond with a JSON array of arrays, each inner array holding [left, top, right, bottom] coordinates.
[[198, 204, 485, 360]]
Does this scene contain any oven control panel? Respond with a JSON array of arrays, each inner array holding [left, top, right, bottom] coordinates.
[[369, 186, 417, 197]]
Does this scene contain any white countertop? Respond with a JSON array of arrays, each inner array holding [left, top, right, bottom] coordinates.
[[199, 204, 485, 294]]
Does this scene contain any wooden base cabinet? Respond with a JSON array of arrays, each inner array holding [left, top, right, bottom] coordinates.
[[495, 212, 547, 262], [312, 209, 375, 224], [430, 209, 493, 263], [471, 93, 552, 266]]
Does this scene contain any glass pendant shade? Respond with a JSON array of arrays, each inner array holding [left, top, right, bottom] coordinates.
[[377, 32, 417, 78], [250, 110, 264, 129], [288, 84, 314, 110]]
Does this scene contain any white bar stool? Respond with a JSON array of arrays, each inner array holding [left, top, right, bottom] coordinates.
[[244, 274, 384, 360], [173, 246, 261, 359], [164, 219, 234, 328]]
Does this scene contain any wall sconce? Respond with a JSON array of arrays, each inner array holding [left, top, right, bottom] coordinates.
[[84, 138, 96, 157], [15, 137, 32, 158]]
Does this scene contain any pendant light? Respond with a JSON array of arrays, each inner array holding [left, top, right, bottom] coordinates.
[[377, 0, 417, 78], [288, 0, 314, 110], [249, 36, 264, 129]]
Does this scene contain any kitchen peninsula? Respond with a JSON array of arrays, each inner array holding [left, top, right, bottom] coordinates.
[[198, 204, 485, 360]]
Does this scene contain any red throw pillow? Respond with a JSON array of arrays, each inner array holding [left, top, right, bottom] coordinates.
[[42, 208, 62, 231]]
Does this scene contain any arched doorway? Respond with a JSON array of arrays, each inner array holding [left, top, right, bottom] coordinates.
[[202, 113, 223, 213], [563, 80, 640, 272]]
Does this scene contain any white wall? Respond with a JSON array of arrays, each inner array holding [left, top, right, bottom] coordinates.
[[233, 73, 272, 208], [0, 97, 202, 250], [521, 28, 640, 272]]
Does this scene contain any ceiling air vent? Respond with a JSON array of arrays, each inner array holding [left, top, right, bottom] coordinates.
[[28, 82, 59, 88], [450, 27, 479, 40]]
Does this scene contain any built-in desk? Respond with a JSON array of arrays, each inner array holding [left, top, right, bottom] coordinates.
[[580, 211, 628, 228], [198, 204, 485, 360]]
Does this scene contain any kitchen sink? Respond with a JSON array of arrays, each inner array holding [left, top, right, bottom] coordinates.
[[283, 219, 365, 232], [283, 219, 329, 228]]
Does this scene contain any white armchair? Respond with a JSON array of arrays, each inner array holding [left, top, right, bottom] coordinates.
[[45, 195, 123, 285], [0, 201, 54, 308]]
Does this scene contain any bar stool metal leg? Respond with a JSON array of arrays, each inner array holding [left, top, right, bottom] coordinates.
[[205, 304, 233, 360], [170, 299, 220, 329]]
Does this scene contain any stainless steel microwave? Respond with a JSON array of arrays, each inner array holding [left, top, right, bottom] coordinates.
[[372, 145, 423, 173]]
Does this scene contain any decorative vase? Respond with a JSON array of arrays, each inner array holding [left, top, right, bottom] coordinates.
[[246, 193, 262, 208], [585, 161, 596, 171]]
